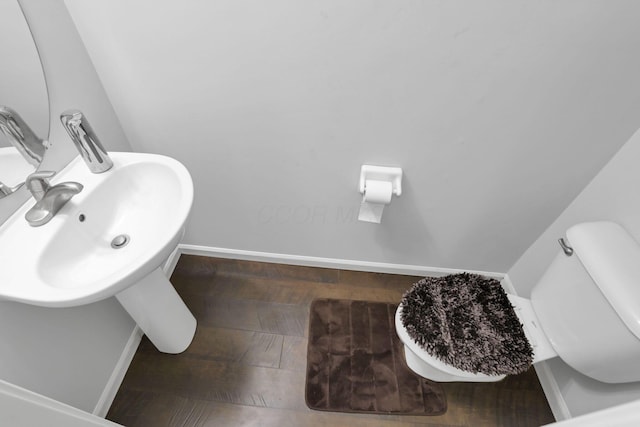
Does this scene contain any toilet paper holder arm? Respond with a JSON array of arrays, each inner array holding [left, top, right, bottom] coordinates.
[[359, 165, 403, 197]]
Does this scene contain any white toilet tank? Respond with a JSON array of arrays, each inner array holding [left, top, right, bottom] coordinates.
[[531, 221, 640, 383]]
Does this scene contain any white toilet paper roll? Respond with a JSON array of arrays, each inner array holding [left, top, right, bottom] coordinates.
[[358, 180, 393, 223]]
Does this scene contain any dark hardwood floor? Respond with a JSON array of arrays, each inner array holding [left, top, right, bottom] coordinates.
[[106, 255, 555, 427]]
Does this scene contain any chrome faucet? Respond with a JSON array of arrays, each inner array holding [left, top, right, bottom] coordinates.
[[60, 110, 113, 173], [24, 171, 83, 227]]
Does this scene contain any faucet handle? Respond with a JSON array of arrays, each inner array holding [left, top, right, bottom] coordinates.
[[25, 170, 56, 201]]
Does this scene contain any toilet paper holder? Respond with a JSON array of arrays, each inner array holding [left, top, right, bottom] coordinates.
[[359, 165, 402, 196]]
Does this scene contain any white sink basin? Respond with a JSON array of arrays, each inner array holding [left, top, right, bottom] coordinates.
[[39, 157, 190, 292], [0, 152, 196, 353], [0, 151, 192, 305]]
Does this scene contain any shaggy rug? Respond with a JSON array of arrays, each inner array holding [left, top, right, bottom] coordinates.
[[305, 299, 447, 415], [400, 273, 533, 376]]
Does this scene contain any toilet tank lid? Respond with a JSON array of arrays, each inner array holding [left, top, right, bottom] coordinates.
[[567, 221, 640, 340]]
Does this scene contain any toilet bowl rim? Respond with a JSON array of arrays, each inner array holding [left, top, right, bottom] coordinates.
[[394, 303, 507, 380]]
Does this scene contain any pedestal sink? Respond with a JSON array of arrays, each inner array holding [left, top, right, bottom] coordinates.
[[0, 152, 196, 353]]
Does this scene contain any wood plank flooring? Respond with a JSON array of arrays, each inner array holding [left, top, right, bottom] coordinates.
[[106, 255, 555, 427]]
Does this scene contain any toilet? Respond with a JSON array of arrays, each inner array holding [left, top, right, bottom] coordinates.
[[395, 221, 640, 383]]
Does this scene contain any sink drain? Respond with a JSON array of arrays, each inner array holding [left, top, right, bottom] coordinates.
[[111, 234, 130, 249]]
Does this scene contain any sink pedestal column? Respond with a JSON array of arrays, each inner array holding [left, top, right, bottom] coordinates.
[[116, 267, 196, 353]]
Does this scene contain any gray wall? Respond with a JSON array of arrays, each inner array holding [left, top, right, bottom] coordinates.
[[65, 0, 640, 273], [509, 127, 640, 417], [0, 0, 135, 413]]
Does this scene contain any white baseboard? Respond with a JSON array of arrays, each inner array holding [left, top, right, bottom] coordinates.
[[1, 379, 121, 426], [535, 362, 572, 422], [500, 273, 517, 294], [92, 326, 143, 417], [162, 245, 183, 277], [503, 273, 570, 423], [175, 244, 506, 279]]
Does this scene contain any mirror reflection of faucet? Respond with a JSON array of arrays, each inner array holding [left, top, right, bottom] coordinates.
[[24, 170, 82, 227], [0, 106, 48, 199], [0, 180, 24, 197], [0, 106, 47, 167]]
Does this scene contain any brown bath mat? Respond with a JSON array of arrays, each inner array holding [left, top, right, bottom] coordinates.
[[305, 299, 447, 415]]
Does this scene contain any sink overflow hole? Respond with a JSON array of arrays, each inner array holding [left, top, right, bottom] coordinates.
[[111, 234, 130, 249], [78, 214, 86, 222]]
